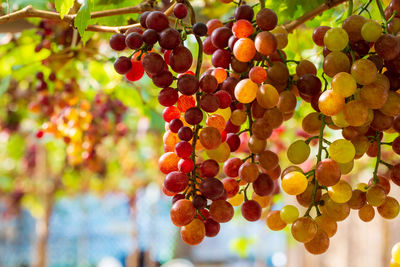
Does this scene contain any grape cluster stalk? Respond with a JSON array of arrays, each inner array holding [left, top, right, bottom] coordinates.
[[109, 0, 400, 254]]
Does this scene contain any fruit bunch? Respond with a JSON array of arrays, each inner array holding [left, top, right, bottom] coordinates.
[[110, 1, 298, 246], [264, 4, 400, 254]]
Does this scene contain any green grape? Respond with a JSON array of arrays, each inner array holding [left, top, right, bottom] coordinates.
[[287, 140, 311, 164], [280, 205, 299, 224], [361, 20, 382, 42], [332, 110, 350, 128], [328, 180, 352, 203], [331, 72, 357, 98], [323, 28, 349, 52], [328, 139, 356, 164], [366, 185, 387, 206]]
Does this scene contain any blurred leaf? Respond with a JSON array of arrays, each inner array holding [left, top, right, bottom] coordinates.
[[0, 75, 11, 97], [0, 176, 13, 192], [55, 0, 75, 19], [75, 0, 93, 37], [6, 134, 25, 160], [9, 0, 48, 9]]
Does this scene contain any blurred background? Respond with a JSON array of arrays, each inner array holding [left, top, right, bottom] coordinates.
[[0, 0, 399, 266]]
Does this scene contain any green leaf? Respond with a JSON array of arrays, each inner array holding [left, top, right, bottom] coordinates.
[[0, 75, 11, 97], [74, 0, 93, 37], [55, 0, 75, 19], [81, 31, 95, 45]]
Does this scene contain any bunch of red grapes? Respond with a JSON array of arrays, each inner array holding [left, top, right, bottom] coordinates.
[[109, 0, 400, 254]]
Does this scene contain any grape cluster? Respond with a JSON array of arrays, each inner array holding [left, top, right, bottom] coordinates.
[[269, 3, 400, 254]]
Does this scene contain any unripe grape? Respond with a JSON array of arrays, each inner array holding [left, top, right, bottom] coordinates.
[[287, 140, 310, 164], [280, 205, 299, 224], [323, 28, 349, 52], [328, 139, 356, 164]]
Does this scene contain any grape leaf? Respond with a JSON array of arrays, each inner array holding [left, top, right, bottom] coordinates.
[[55, 0, 75, 19], [74, 0, 93, 38]]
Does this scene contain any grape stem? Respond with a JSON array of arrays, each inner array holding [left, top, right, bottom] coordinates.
[[347, 0, 353, 17], [304, 114, 326, 217], [379, 160, 393, 169], [358, 0, 373, 15], [259, 0, 265, 9], [246, 104, 255, 163], [372, 131, 382, 184], [376, 0, 388, 33]]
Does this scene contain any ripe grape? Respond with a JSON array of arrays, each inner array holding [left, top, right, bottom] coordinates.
[[173, 3, 187, 19], [239, 162, 259, 183], [318, 90, 345, 116], [169, 46, 193, 73], [358, 204, 375, 222], [222, 178, 239, 198], [315, 214, 337, 238], [287, 140, 310, 164], [146, 11, 169, 32], [253, 173, 274, 196], [233, 38, 256, 62], [185, 107, 203, 125], [266, 210, 287, 231], [256, 84, 279, 109], [159, 28, 181, 50], [212, 49, 231, 68], [200, 94, 220, 113], [223, 157, 242, 177], [258, 150, 278, 170], [180, 218, 205, 245], [351, 59, 378, 85], [256, 8, 277, 31], [342, 15, 367, 42], [328, 139, 356, 164], [366, 185, 387, 206], [280, 205, 299, 224], [281, 171, 308, 195], [142, 29, 159, 45], [234, 78, 258, 103], [200, 178, 224, 200], [323, 51, 350, 77], [297, 182, 322, 207], [170, 199, 195, 226], [142, 52, 165, 75], [164, 171, 189, 193], [199, 127, 222, 150], [291, 217, 318, 243], [114, 56, 132, 74], [178, 126, 193, 141], [241, 200, 262, 221], [232, 19, 254, 38], [109, 33, 126, 51], [159, 152, 180, 174], [234, 5, 254, 21], [200, 159, 220, 178], [313, 26, 331, 46], [211, 27, 233, 49], [304, 229, 330, 255], [297, 74, 321, 97], [343, 100, 369, 127], [323, 28, 349, 52], [125, 32, 143, 49], [361, 19, 382, 42], [193, 23, 208, 36], [204, 218, 220, 237], [377, 196, 400, 219], [375, 34, 400, 61], [226, 133, 240, 152], [328, 180, 352, 203], [255, 31, 277, 56], [209, 200, 234, 223]]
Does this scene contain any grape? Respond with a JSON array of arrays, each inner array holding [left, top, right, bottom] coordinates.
[[394, 116, 400, 133], [209, 200, 234, 223], [162, 106, 180, 122], [222, 177, 239, 198], [252, 118, 272, 140], [253, 173, 274, 196], [152, 71, 173, 88], [215, 90, 232, 109], [263, 107, 284, 129], [164, 171, 188, 193], [178, 158, 194, 173], [199, 127, 221, 150], [342, 15, 367, 42], [234, 78, 258, 103], [200, 159, 220, 178], [323, 28, 349, 52], [366, 185, 387, 206], [172, 194, 185, 204], [351, 59, 378, 85], [184, 107, 203, 125], [230, 57, 249, 73], [170, 199, 195, 226], [358, 204, 375, 222], [320, 194, 350, 221], [328, 139, 355, 164], [200, 94, 220, 113], [193, 22, 208, 36], [114, 56, 132, 74], [266, 210, 287, 231], [169, 119, 183, 133], [158, 87, 178, 107], [318, 90, 345, 116], [180, 218, 205, 245], [239, 162, 259, 183], [267, 62, 289, 84], [146, 11, 169, 32], [316, 159, 341, 187], [255, 31, 277, 56], [291, 217, 318, 243], [361, 19, 382, 42], [258, 150, 278, 170], [159, 28, 181, 50], [233, 38, 256, 62], [203, 37, 218, 55], [125, 32, 143, 49], [199, 74, 218, 93], [125, 60, 145, 81], [200, 178, 224, 200], [142, 29, 159, 45], [323, 51, 350, 77], [142, 52, 165, 75], [175, 141, 193, 158], [360, 83, 389, 109], [204, 218, 220, 237], [225, 119, 240, 133], [302, 112, 322, 135], [389, 17, 400, 34], [177, 74, 199, 95], [328, 180, 352, 203], [223, 157, 242, 177], [377, 196, 400, 219], [140, 11, 150, 28], [351, 40, 370, 57], [234, 5, 254, 21], [177, 95, 195, 113], [256, 8, 277, 31], [159, 152, 180, 174], [173, 3, 187, 19], [232, 19, 254, 38], [281, 171, 308, 195], [297, 74, 321, 97], [280, 205, 299, 224], [212, 49, 231, 68], [226, 133, 240, 152], [371, 110, 393, 131], [312, 26, 331, 46], [375, 34, 400, 61], [391, 163, 400, 186], [249, 66, 267, 84], [343, 100, 369, 127], [169, 46, 193, 73], [315, 214, 337, 238], [297, 182, 322, 207], [109, 33, 126, 51], [256, 84, 279, 109], [206, 114, 225, 133], [296, 60, 317, 77], [380, 91, 400, 117], [304, 229, 330, 255], [212, 68, 228, 84], [287, 140, 310, 164], [211, 27, 233, 49], [206, 19, 224, 36], [248, 136, 266, 154], [192, 195, 207, 210], [241, 200, 262, 221], [393, 243, 400, 264]]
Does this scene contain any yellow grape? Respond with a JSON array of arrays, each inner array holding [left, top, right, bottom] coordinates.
[[328, 180, 352, 203], [206, 142, 230, 162], [280, 205, 299, 224], [331, 110, 350, 128], [256, 84, 279, 109], [212, 108, 231, 122], [287, 140, 310, 164], [230, 109, 247, 126], [377, 196, 400, 219], [366, 185, 387, 206], [234, 78, 258, 103], [318, 90, 345, 116], [356, 182, 368, 192], [339, 160, 354, 175], [361, 20, 382, 42], [351, 59, 378, 86], [323, 28, 349, 52], [281, 171, 308, 195], [343, 100, 369, 127], [331, 72, 357, 98], [229, 193, 244, 206], [393, 243, 400, 264], [328, 139, 356, 164]]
